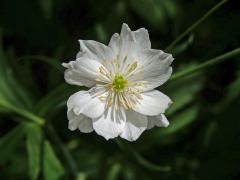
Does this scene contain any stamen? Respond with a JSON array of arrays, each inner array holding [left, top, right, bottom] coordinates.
[[127, 61, 138, 73], [96, 58, 145, 110], [118, 93, 129, 109]]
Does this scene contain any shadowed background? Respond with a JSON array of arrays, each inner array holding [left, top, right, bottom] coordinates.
[[0, 0, 240, 179]]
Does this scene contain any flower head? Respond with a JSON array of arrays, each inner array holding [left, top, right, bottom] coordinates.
[[63, 23, 174, 141]]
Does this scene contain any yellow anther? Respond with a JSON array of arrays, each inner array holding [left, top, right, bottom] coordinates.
[[128, 61, 138, 71]]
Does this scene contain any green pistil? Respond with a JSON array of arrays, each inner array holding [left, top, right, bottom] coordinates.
[[112, 74, 128, 90]]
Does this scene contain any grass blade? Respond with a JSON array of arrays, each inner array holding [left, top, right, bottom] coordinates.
[[171, 48, 240, 81], [165, 0, 229, 51]]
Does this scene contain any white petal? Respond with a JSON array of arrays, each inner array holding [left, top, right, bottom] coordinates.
[[118, 23, 136, 61], [63, 58, 101, 87], [68, 110, 93, 133], [147, 114, 169, 129], [131, 49, 174, 91], [109, 24, 151, 58], [92, 107, 126, 140], [140, 67, 172, 91], [120, 110, 148, 141], [67, 90, 105, 119], [109, 33, 120, 56], [108, 24, 152, 72], [120, 23, 135, 41], [133, 90, 172, 116], [133, 28, 151, 49], [76, 51, 86, 59], [79, 40, 115, 62]]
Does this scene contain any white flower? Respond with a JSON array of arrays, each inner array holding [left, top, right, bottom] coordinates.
[[62, 23, 173, 141]]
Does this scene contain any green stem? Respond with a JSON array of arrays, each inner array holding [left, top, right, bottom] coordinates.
[[0, 99, 44, 125], [165, 0, 229, 51], [115, 139, 171, 172], [171, 48, 240, 81]]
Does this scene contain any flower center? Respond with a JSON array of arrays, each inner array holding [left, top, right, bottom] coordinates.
[[94, 59, 145, 110], [112, 74, 128, 91]]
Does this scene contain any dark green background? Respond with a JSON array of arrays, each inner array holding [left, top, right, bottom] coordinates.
[[0, 0, 240, 179]]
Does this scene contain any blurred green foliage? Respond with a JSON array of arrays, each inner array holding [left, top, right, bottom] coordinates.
[[0, 0, 240, 179]]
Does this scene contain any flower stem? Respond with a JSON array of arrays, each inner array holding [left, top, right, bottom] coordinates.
[[171, 48, 240, 81], [165, 0, 229, 51]]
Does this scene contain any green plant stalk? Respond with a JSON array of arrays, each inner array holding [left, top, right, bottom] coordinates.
[[165, 0, 229, 51], [171, 48, 240, 81], [0, 99, 44, 125]]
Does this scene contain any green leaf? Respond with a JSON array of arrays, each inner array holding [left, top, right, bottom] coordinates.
[[0, 124, 26, 163], [203, 121, 218, 148], [171, 34, 194, 56], [0, 39, 21, 105], [0, 35, 33, 109], [134, 105, 200, 152], [43, 140, 65, 180], [6, 71, 33, 108], [46, 124, 78, 177], [166, 71, 203, 115], [26, 123, 42, 180], [0, 99, 45, 125], [158, 105, 199, 137], [138, 105, 200, 149]]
